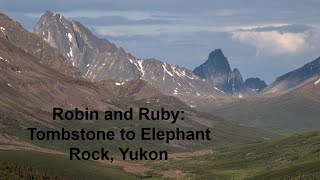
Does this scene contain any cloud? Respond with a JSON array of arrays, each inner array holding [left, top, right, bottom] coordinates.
[[245, 24, 311, 33], [228, 24, 320, 56], [231, 30, 307, 55]]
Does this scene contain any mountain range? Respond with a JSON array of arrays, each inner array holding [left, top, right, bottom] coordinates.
[[33, 11, 267, 100]]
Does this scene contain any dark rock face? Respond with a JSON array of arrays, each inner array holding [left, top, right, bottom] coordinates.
[[194, 50, 230, 78], [194, 49, 252, 97], [263, 57, 320, 94], [34, 12, 225, 100], [194, 49, 231, 90], [245, 78, 267, 92]]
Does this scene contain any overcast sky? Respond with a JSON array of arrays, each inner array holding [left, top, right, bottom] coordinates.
[[1, 0, 320, 83]]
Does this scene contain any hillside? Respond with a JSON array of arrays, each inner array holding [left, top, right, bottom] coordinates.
[[147, 131, 320, 179], [263, 56, 320, 94], [198, 76, 320, 133]]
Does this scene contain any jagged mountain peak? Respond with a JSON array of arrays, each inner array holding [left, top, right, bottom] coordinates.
[[208, 49, 226, 61], [194, 49, 233, 91], [44, 11, 56, 17], [44, 10, 54, 16], [40, 11, 65, 23], [193, 50, 261, 96], [208, 49, 230, 70], [194, 49, 231, 78]]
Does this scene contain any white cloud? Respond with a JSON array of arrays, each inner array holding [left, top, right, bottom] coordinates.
[[224, 24, 289, 32], [231, 30, 308, 55]]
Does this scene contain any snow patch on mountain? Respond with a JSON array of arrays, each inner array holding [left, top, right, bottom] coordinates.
[[172, 67, 185, 78], [315, 78, 320, 85], [67, 33, 72, 42], [173, 88, 179, 95], [0, 27, 5, 35], [189, 82, 195, 88], [214, 87, 226, 94], [163, 63, 174, 77], [67, 47, 73, 58], [133, 60, 145, 77], [115, 82, 125, 86], [173, 67, 199, 80]]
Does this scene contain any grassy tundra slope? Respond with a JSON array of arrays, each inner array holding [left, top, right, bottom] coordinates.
[[147, 131, 320, 179]]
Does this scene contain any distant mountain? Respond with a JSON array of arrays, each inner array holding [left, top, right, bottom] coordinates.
[[245, 78, 267, 92], [34, 11, 225, 100], [263, 56, 320, 94], [194, 49, 258, 97], [193, 49, 231, 90]]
